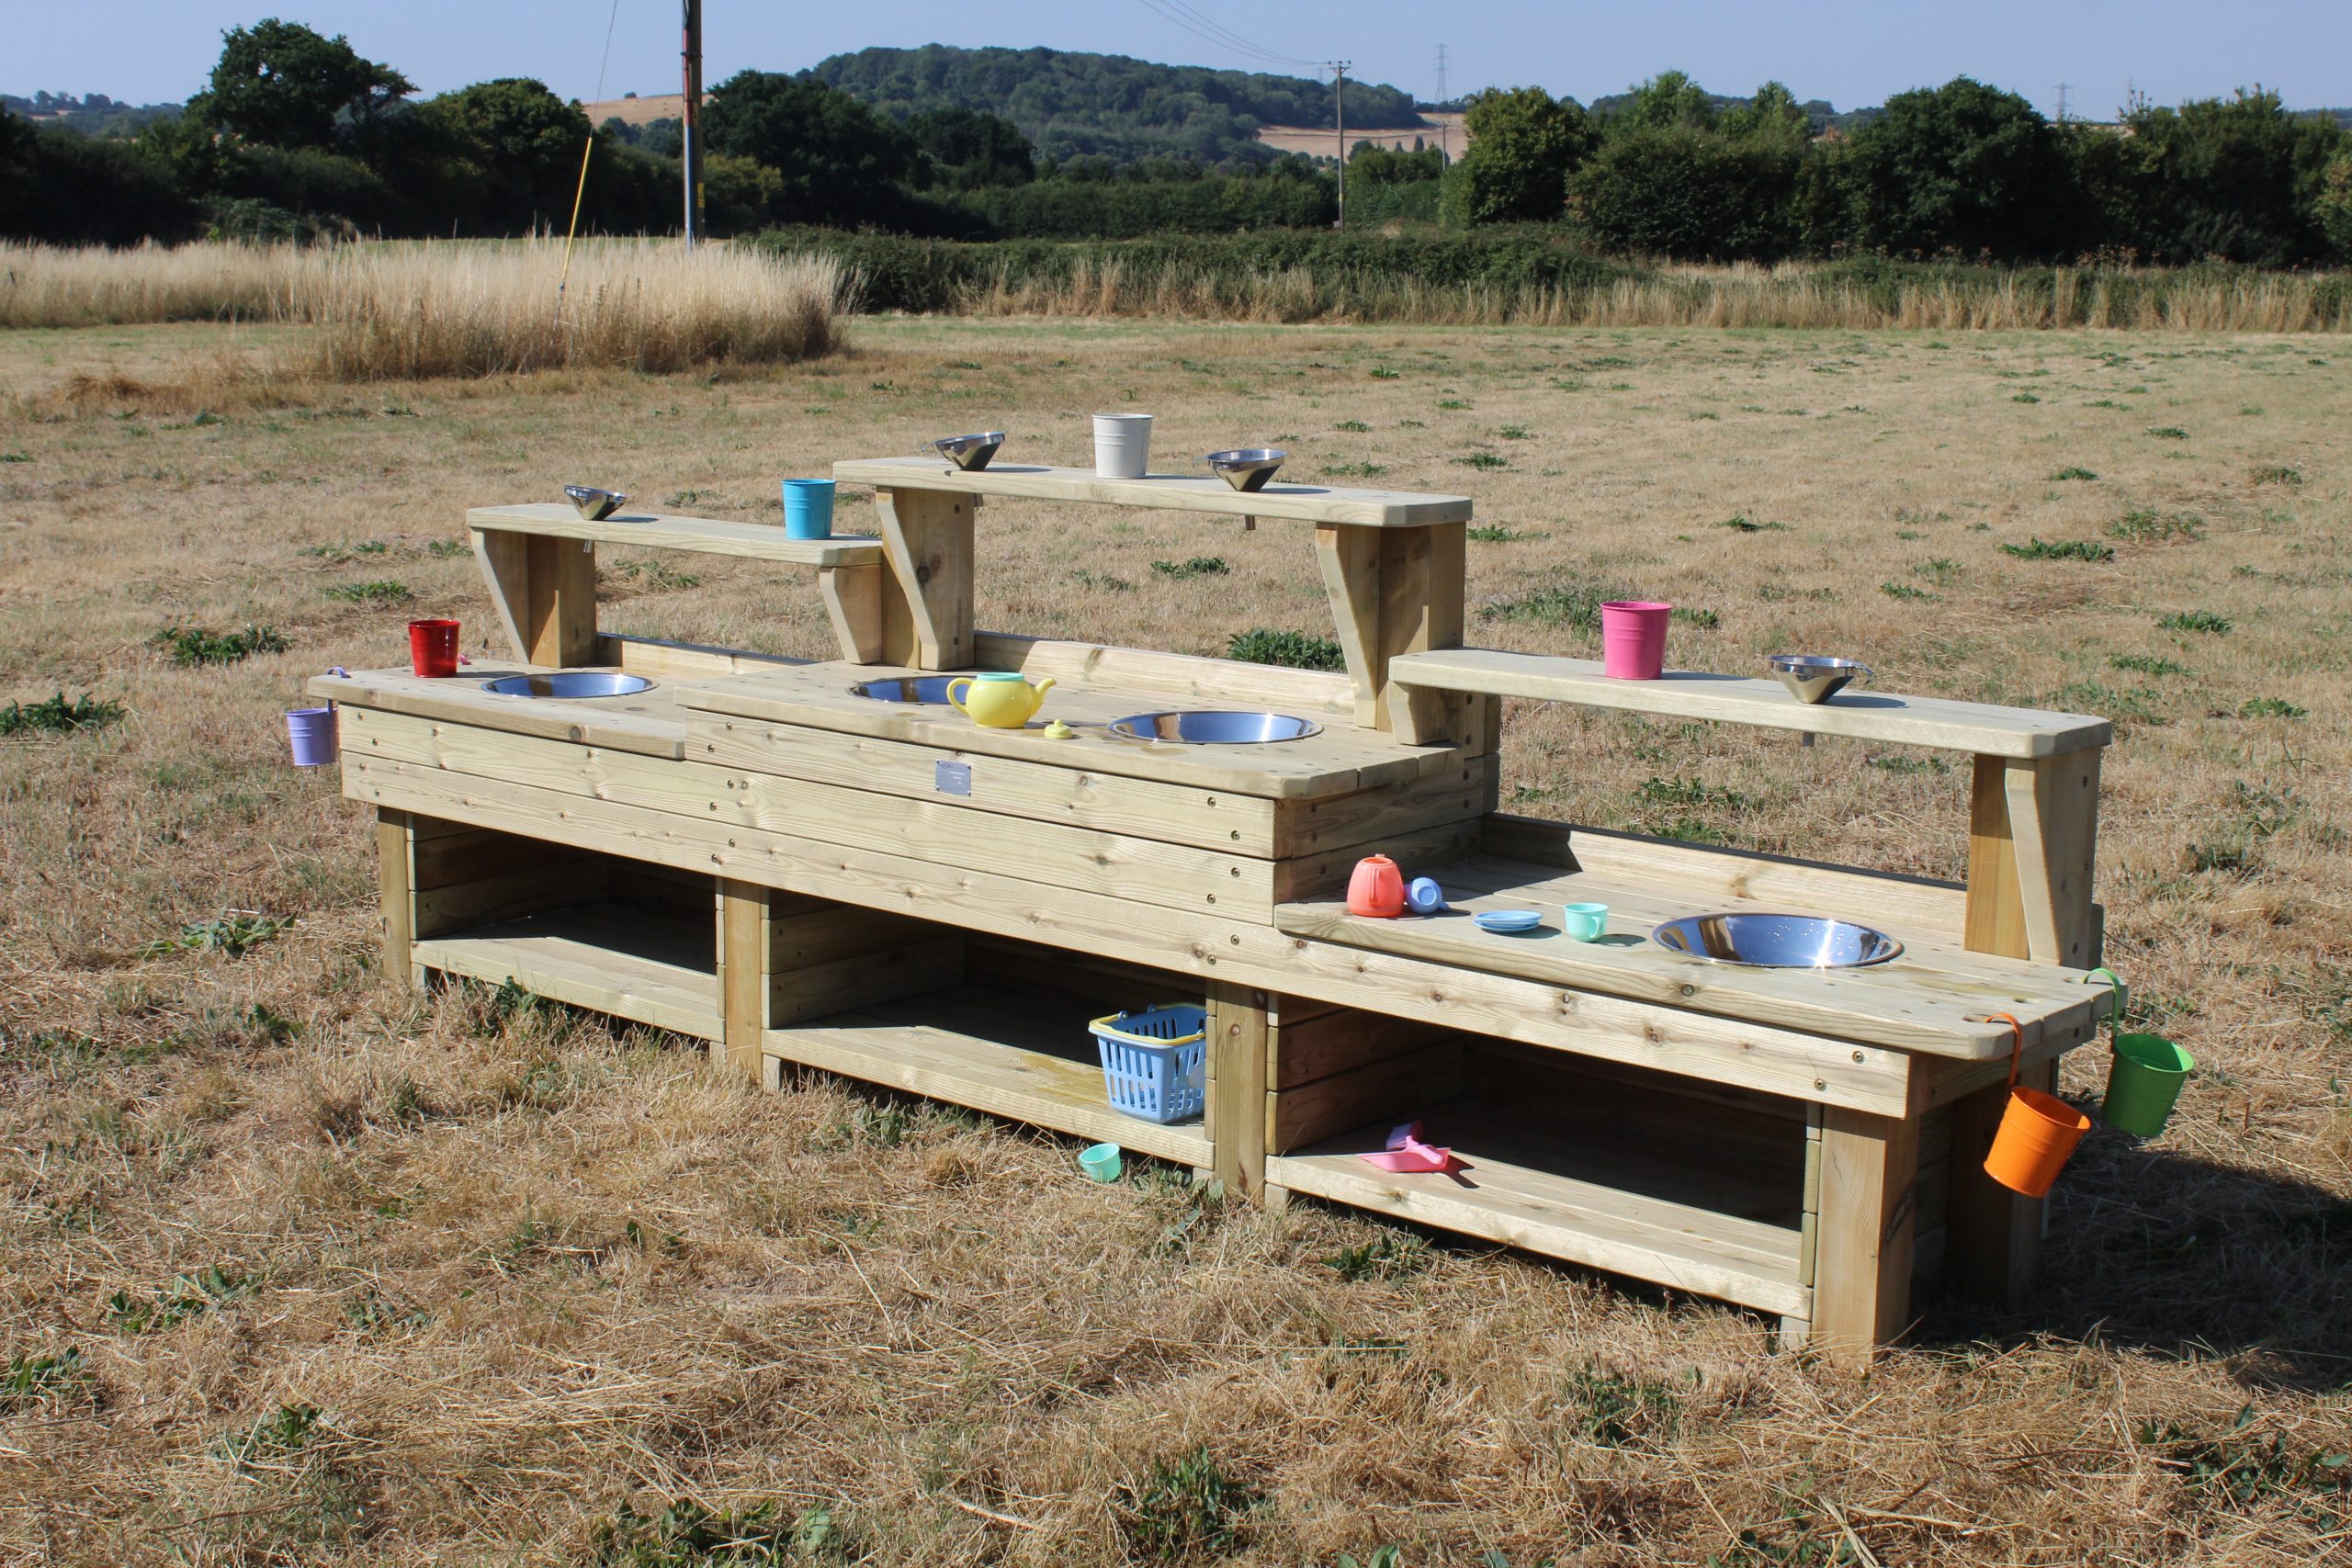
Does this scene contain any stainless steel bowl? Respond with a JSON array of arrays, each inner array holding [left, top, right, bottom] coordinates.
[[1204, 448, 1287, 491], [565, 485, 628, 521], [1651, 912, 1903, 968], [1108, 709, 1323, 744], [933, 432, 1006, 471], [846, 676, 965, 704], [1769, 654, 1874, 705], [481, 671, 654, 699]]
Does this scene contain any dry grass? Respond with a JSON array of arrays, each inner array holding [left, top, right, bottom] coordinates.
[[3, 314, 2351, 1563], [0, 239, 855, 378], [959, 254, 2352, 332]]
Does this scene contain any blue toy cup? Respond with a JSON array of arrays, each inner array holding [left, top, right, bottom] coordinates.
[[1563, 901, 1610, 942], [782, 479, 835, 540]]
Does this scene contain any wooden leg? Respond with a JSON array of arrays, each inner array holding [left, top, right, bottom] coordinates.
[[1812, 1105, 1922, 1365], [375, 807, 416, 987], [1965, 751, 2102, 967], [876, 487, 975, 670], [1943, 1055, 2054, 1309], [717, 879, 772, 1079], [1314, 525, 1383, 728], [473, 529, 599, 666], [1317, 521, 1470, 738], [820, 562, 887, 664], [1205, 980, 1270, 1201]]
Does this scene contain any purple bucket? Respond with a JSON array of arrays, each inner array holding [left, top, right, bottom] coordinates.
[[286, 705, 338, 767]]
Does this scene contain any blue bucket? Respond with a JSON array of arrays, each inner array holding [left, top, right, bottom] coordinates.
[[783, 479, 835, 539]]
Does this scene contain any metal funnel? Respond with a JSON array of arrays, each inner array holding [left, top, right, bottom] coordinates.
[[1769, 654, 1873, 705], [565, 485, 628, 521], [1204, 448, 1287, 491], [933, 433, 1006, 471]]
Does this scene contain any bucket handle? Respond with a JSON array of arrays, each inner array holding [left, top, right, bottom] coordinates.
[[1989, 1010, 2026, 1094], [2081, 965, 2127, 1034]]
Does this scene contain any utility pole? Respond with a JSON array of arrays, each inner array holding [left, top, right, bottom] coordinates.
[[681, 0, 705, 246], [1331, 61, 1351, 231]]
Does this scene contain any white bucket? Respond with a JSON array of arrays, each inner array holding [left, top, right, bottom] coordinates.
[[1093, 413, 1153, 479]]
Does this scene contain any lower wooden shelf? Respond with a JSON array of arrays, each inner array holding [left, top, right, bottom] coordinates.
[[411, 901, 720, 1042], [1266, 1096, 1810, 1316], [765, 981, 1212, 1168]]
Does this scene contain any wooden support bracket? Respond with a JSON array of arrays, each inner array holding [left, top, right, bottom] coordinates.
[[876, 487, 976, 670], [475, 529, 600, 667], [1314, 520, 1469, 737], [820, 562, 887, 664]]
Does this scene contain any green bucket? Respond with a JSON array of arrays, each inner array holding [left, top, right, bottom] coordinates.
[[2085, 967, 2195, 1138]]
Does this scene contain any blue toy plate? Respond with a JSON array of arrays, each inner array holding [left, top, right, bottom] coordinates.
[[1473, 909, 1544, 934]]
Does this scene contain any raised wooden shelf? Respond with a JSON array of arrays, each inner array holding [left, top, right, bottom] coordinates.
[[1268, 1097, 1808, 1316], [1275, 853, 2113, 1059], [469, 503, 886, 567], [410, 902, 718, 1041], [764, 981, 1211, 1168], [832, 457, 1473, 529], [1388, 649, 2111, 759]]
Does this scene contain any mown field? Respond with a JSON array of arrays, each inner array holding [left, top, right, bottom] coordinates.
[[2, 310, 2350, 1565]]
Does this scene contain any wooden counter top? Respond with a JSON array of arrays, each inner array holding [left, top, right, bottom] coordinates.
[[676, 660, 1458, 800], [1276, 852, 2114, 1058], [309, 663, 694, 759], [831, 457, 1474, 529]]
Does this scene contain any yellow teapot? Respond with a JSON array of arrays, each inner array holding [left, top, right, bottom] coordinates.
[[945, 671, 1056, 728]]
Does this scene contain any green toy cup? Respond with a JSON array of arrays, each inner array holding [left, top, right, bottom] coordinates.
[[1078, 1142, 1123, 1183], [2085, 966, 2194, 1138]]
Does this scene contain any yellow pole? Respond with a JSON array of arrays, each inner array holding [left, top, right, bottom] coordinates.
[[555, 134, 595, 323]]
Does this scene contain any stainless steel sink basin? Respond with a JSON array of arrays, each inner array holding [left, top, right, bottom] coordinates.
[[481, 671, 653, 699], [1107, 710, 1323, 744], [1651, 912, 1903, 968], [847, 676, 964, 704]]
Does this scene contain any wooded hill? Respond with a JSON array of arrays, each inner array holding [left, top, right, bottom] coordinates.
[[808, 45, 1423, 168]]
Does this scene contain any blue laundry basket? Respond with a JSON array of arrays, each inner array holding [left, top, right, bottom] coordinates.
[[1089, 1004, 1207, 1124]]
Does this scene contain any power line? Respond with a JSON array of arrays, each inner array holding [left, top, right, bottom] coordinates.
[[1128, 0, 1320, 73]]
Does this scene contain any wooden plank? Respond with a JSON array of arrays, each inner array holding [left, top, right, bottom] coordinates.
[[1374, 521, 1467, 739], [1269, 1111, 1807, 1315], [413, 826, 595, 890], [598, 633, 809, 682], [2001, 751, 2103, 969], [1268, 1040, 1464, 1152], [1388, 649, 2112, 759], [1488, 815, 1973, 947], [1964, 754, 2028, 958], [832, 457, 1475, 529], [675, 660, 1445, 800], [1315, 525, 1384, 727], [337, 750, 1921, 1113], [975, 632, 1358, 718], [375, 807, 416, 986], [763, 983, 1211, 1168], [1277, 881, 2106, 1060], [1275, 1008, 1450, 1089], [1942, 1055, 2054, 1310], [820, 562, 887, 664], [770, 905, 938, 970], [350, 706, 1280, 921], [410, 903, 718, 1041], [1206, 981, 1272, 1200], [474, 530, 600, 668], [469, 503, 885, 566], [607, 862, 716, 921], [772, 936, 965, 1026], [718, 879, 772, 1077], [1812, 1104, 1924, 1364], [1272, 820, 1486, 907], [695, 716, 1282, 856], [322, 667, 685, 761], [414, 859, 608, 936], [876, 487, 975, 670]]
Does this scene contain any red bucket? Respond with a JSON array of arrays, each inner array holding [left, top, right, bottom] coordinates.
[[408, 618, 459, 678]]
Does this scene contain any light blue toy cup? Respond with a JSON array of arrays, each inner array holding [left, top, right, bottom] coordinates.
[[782, 479, 835, 539], [1563, 901, 1610, 942], [1079, 1142, 1123, 1183]]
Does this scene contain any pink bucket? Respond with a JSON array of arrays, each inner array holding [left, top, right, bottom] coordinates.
[[1600, 601, 1671, 680]]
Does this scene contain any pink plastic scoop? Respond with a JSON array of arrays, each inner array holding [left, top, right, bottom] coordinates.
[[1357, 1120, 1455, 1174]]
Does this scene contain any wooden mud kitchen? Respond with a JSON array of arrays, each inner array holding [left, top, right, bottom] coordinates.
[[314, 455, 2115, 1363]]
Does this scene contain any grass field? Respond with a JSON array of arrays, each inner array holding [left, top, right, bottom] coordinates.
[[3, 312, 2350, 1564]]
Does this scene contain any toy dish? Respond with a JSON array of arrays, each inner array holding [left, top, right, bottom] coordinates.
[[1473, 909, 1545, 934]]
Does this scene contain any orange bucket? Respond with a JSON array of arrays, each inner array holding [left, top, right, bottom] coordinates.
[[1981, 1012, 2091, 1199]]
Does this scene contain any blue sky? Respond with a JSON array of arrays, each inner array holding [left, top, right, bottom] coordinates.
[[16, 1, 2352, 121]]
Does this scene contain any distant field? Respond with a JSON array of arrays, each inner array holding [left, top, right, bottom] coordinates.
[[2, 313, 2348, 1563], [1257, 109, 1468, 159], [582, 91, 692, 125]]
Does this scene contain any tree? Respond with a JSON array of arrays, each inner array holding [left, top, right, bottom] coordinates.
[[1572, 127, 1803, 259], [1722, 81, 1810, 142], [1841, 78, 2072, 258], [907, 105, 1033, 189], [2114, 89, 2341, 265], [1616, 70, 1715, 133], [702, 72, 922, 226], [423, 78, 593, 232], [193, 17, 412, 150], [1442, 85, 1594, 225], [2318, 151, 2352, 261]]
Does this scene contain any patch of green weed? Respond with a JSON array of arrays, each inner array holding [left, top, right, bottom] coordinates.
[[324, 579, 412, 605], [156, 624, 289, 667], [1149, 557, 1228, 580], [1122, 1448, 1259, 1561], [2000, 537, 2114, 562], [1227, 628, 1345, 671], [1, 693, 124, 737]]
